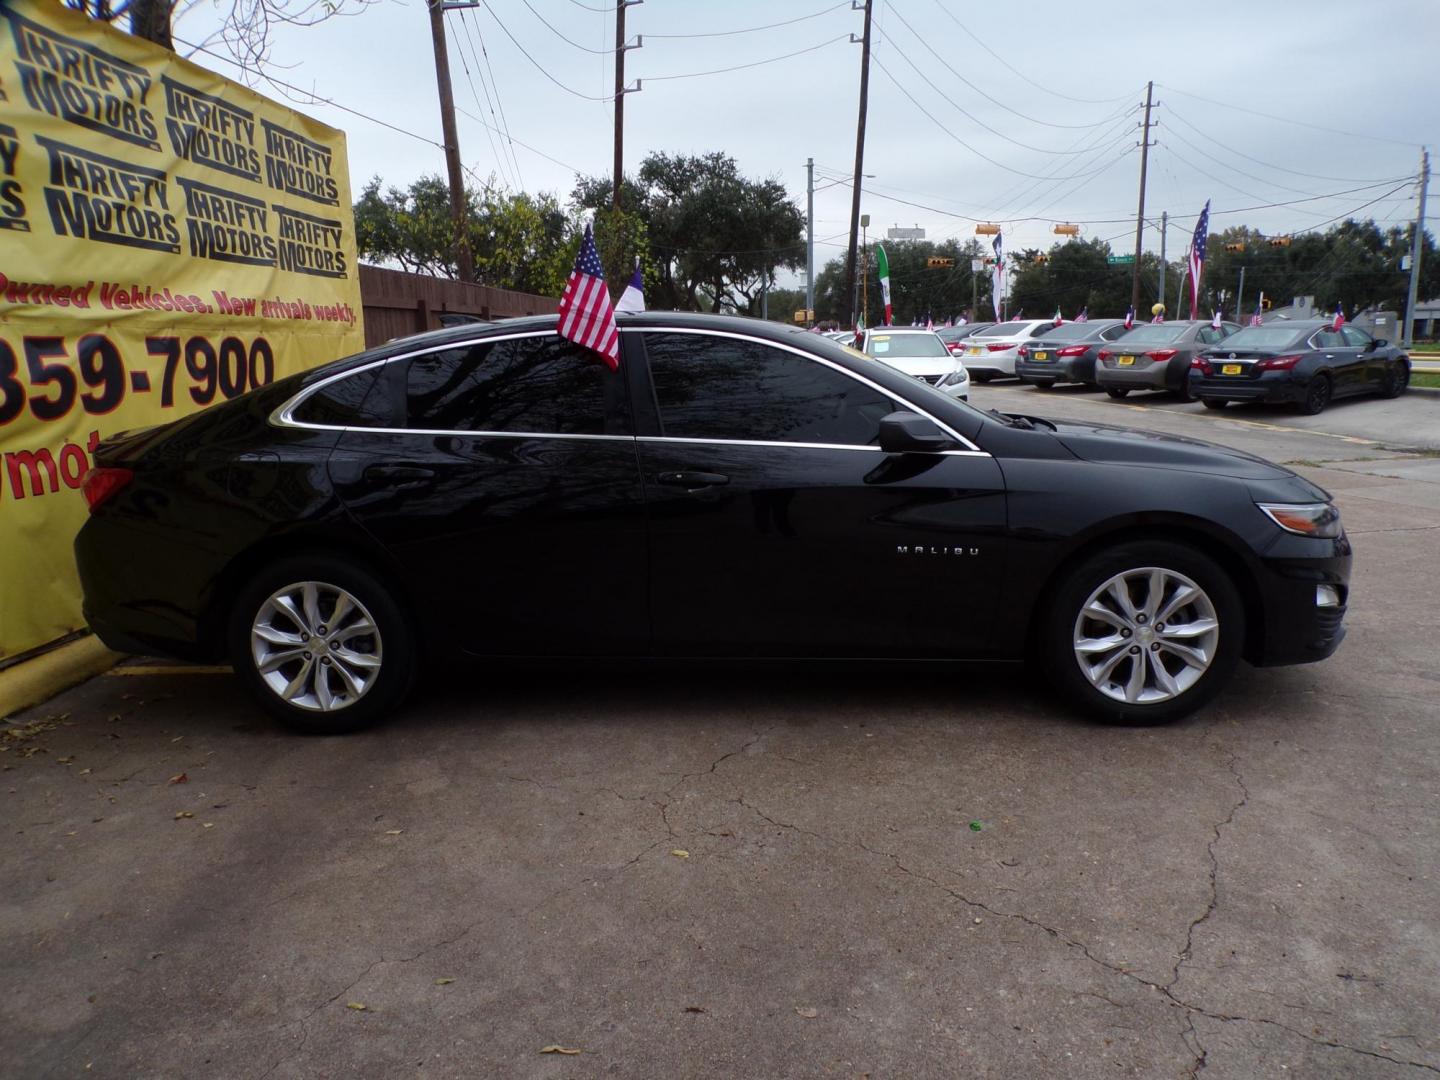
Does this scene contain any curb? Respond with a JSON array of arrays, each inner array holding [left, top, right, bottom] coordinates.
[[0, 636, 122, 720]]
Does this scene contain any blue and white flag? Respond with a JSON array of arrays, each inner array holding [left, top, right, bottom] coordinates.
[[614, 256, 646, 314], [991, 230, 1005, 321]]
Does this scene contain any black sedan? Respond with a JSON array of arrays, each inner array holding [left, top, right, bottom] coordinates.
[[1190, 320, 1411, 414], [1014, 319, 1130, 388], [76, 313, 1350, 733], [1095, 319, 1241, 400]]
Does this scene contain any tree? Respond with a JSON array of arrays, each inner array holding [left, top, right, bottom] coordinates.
[[810, 238, 992, 327], [354, 175, 573, 295], [574, 152, 805, 313]]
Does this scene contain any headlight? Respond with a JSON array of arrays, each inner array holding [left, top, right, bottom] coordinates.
[[1258, 502, 1342, 538]]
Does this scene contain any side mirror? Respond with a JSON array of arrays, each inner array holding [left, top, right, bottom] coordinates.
[[878, 411, 954, 454], [1367, 339, 1386, 351]]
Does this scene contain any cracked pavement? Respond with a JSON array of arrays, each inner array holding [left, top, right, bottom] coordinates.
[[2, 394, 1438, 1078]]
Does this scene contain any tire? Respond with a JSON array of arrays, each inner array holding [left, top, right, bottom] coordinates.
[[1104, 387, 1130, 399], [228, 555, 417, 734], [1033, 379, 1056, 389], [972, 371, 994, 384], [1201, 398, 1228, 411], [1380, 359, 1410, 399], [1176, 377, 1199, 402], [1299, 373, 1331, 415], [1040, 540, 1244, 725]]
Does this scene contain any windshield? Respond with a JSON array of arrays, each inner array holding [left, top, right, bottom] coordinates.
[[1219, 326, 1307, 349], [1116, 324, 1189, 344], [866, 333, 950, 358]]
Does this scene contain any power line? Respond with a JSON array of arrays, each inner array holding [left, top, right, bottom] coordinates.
[[884, 4, 1136, 132], [518, 0, 611, 53], [481, 0, 612, 100], [464, 8, 524, 188], [448, 16, 514, 189], [645, 1, 851, 39], [873, 57, 1139, 182], [1159, 123, 1319, 198], [1164, 107, 1401, 186], [644, 34, 851, 82], [1155, 84, 1422, 148], [174, 36, 445, 149], [454, 105, 582, 173], [927, 0, 1138, 106], [561, 0, 611, 12]]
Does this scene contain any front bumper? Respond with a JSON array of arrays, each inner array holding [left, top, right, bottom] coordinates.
[[1249, 533, 1351, 666]]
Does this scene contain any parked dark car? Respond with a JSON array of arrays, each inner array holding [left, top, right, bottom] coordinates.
[[937, 322, 995, 354], [1015, 319, 1130, 388], [1190, 320, 1410, 414], [76, 313, 1351, 734], [1096, 320, 1241, 400]]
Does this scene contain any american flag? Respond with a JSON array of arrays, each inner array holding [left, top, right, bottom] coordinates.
[[1075, 307, 1089, 322], [1250, 294, 1264, 326], [558, 224, 620, 370], [1187, 200, 1210, 318]]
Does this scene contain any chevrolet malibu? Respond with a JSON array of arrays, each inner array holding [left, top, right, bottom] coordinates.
[[76, 313, 1351, 733]]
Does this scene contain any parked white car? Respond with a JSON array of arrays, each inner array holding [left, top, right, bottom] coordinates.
[[858, 327, 970, 400], [957, 319, 1058, 381]]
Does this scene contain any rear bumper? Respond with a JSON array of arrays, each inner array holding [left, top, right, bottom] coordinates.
[[1191, 371, 1306, 404], [1016, 358, 1086, 383], [1097, 364, 1169, 389], [963, 353, 1017, 376]]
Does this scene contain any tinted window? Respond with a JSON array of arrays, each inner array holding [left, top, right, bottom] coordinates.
[[1039, 322, 1100, 341], [1117, 324, 1188, 345], [1196, 326, 1223, 344], [644, 333, 895, 446], [1100, 325, 1127, 340], [405, 334, 626, 435], [1312, 329, 1346, 349], [1341, 326, 1373, 347], [866, 333, 950, 358], [1219, 326, 1307, 349], [292, 367, 386, 427]]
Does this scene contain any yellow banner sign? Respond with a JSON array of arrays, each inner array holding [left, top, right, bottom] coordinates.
[[0, 0, 364, 661]]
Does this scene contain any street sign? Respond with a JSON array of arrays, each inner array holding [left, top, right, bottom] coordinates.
[[971, 258, 986, 272], [1107, 255, 1136, 265], [926, 257, 956, 268], [887, 227, 925, 240]]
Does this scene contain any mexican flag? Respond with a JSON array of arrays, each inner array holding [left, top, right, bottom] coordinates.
[[876, 245, 892, 326]]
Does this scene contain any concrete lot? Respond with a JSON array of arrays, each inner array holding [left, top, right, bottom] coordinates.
[[3, 391, 1438, 1079]]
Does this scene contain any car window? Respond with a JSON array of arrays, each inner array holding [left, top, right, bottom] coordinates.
[[1037, 322, 1094, 341], [643, 332, 895, 447], [1341, 326, 1372, 347], [404, 334, 627, 435], [1197, 326, 1222, 345], [291, 366, 388, 427], [1219, 326, 1306, 349], [1116, 324, 1188, 345], [1311, 329, 1346, 349], [1100, 325, 1126, 340]]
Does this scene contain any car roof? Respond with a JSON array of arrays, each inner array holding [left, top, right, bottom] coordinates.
[[867, 327, 941, 334]]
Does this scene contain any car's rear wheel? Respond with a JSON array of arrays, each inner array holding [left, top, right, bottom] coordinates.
[[1299, 373, 1331, 415], [1104, 387, 1129, 399], [1041, 541, 1243, 724], [1033, 379, 1056, 389], [1201, 398, 1227, 410], [229, 556, 416, 734], [972, 371, 994, 383], [1380, 359, 1410, 399]]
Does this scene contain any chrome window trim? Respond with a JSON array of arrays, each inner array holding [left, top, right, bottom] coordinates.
[[625, 325, 986, 454], [270, 329, 566, 431]]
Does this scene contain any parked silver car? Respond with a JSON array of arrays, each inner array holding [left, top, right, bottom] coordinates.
[[1097, 320, 1241, 400]]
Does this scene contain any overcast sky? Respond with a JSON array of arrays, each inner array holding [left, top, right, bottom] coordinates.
[[175, 0, 1436, 276]]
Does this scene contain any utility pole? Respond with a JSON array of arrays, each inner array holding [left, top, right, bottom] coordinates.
[[1236, 265, 1246, 325], [1404, 148, 1429, 347], [1157, 210, 1167, 314], [427, 0, 474, 282], [612, 1, 632, 209], [806, 158, 815, 325], [843, 0, 874, 328], [1130, 81, 1155, 313], [971, 261, 979, 323]]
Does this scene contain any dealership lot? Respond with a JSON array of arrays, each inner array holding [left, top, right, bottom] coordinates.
[[2, 394, 1438, 1079]]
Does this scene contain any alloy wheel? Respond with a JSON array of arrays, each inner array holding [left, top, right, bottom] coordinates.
[[250, 581, 383, 712], [1072, 566, 1219, 705]]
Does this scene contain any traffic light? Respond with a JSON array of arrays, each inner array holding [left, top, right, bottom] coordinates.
[[975, 223, 1000, 236], [1032, 254, 1049, 265], [1268, 236, 1292, 247], [1261, 297, 1273, 310], [1052, 223, 1080, 236], [926, 257, 956, 268], [1224, 243, 1245, 253]]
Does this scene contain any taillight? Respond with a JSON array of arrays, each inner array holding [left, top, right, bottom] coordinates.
[[1191, 357, 1213, 375], [986, 343, 1013, 352], [82, 467, 133, 512], [1258, 354, 1303, 370], [946, 341, 961, 353], [1017, 346, 1029, 358], [1097, 350, 1111, 361], [1148, 349, 1179, 362], [1057, 345, 1088, 357]]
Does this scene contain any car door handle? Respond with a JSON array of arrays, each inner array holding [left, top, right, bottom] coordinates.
[[657, 470, 730, 489], [364, 464, 437, 483]]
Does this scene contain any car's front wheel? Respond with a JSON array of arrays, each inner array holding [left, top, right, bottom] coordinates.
[[1201, 398, 1227, 410], [229, 556, 417, 733], [1041, 541, 1243, 724], [971, 371, 993, 383], [1380, 359, 1409, 399]]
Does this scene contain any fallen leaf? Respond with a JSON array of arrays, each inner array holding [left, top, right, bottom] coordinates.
[[670, 849, 690, 859], [345, 1002, 368, 1011], [79, 769, 92, 776], [538, 1046, 581, 1056], [795, 1006, 819, 1019], [170, 736, 184, 743], [969, 821, 983, 832], [435, 978, 455, 986], [683, 1006, 706, 1014], [58, 756, 75, 765], [174, 811, 193, 819], [202, 823, 215, 829], [383, 829, 404, 836], [169, 773, 188, 784]]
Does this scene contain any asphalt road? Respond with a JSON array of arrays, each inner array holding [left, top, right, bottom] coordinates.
[[3, 391, 1438, 1079]]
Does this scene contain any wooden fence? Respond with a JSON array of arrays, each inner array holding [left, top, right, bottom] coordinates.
[[358, 264, 559, 348]]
